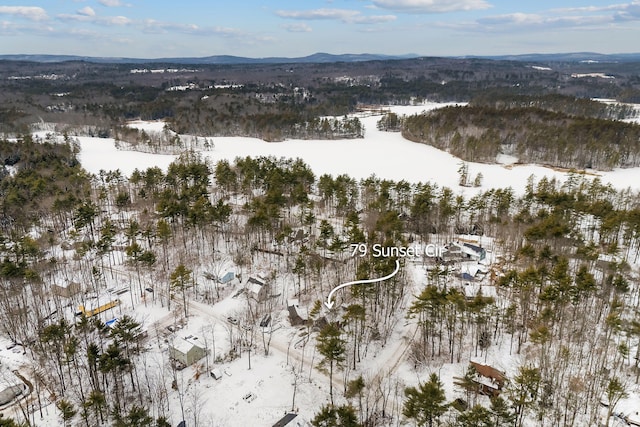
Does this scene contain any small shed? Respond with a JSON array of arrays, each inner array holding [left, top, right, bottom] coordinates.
[[287, 229, 309, 244], [210, 368, 223, 380], [219, 271, 235, 284], [441, 243, 463, 261], [169, 337, 206, 366], [461, 272, 475, 281]]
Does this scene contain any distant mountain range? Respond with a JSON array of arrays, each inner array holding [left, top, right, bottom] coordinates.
[[464, 52, 640, 63], [0, 52, 419, 65], [1, 52, 640, 65]]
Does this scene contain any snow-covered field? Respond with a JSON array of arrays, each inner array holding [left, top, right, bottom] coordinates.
[[76, 102, 640, 195]]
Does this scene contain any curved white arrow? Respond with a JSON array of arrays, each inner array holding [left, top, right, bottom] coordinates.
[[324, 259, 401, 309]]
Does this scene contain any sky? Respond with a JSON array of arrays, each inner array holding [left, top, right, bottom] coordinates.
[[0, 0, 639, 58]]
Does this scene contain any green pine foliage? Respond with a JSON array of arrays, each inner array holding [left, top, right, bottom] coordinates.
[[311, 404, 361, 427], [401, 105, 640, 170], [0, 134, 90, 230], [403, 373, 448, 427]]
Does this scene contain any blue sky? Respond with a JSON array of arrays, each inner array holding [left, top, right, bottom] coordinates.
[[0, 0, 639, 58]]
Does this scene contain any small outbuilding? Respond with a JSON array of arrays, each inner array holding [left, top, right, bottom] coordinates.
[[210, 368, 223, 380], [287, 229, 309, 244], [219, 271, 235, 284]]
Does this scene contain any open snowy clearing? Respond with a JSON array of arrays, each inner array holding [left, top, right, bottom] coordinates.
[[76, 102, 640, 196]]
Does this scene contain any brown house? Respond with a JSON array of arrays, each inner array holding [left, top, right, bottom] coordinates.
[[470, 361, 506, 386], [470, 361, 507, 397]]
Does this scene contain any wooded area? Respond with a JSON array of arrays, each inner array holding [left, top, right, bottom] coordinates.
[[400, 103, 640, 170], [0, 135, 639, 425], [1, 55, 640, 426]]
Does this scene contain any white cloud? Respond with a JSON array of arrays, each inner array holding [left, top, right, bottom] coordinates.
[[478, 13, 545, 26], [57, 12, 131, 26], [474, 5, 640, 32], [281, 23, 313, 32], [471, 1, 640, 32], [0, 20, 103, 39], [276, 8, 396, 24], [142, 19, 190, 33], [99, 0, 126, 6], [141, 19, 247, 38], [0, 19, 18, 34], [104, 15, 131, 25], [353, 14, 396, 24], [277, 8, 360, 21], [0, 6, 48, 21], [614, 1, 640, 20], [77, 6, 96, 17], [371, 0, 491, 13], [549, 5, 626, 13]]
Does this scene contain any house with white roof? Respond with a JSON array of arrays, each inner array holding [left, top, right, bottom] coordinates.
[[246, 276, 269, 301], [169, 336, 206, 366]]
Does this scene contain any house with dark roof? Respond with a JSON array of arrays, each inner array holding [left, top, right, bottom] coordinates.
[[246, 276, 269, 301], [457, 242, 486, 261], [442, 241, 486, 262], [469, 361, 507, 397], [272, 412, 310, 427], [287, 299, 309, 326]]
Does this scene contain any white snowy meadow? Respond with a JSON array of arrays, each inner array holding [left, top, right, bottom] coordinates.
[[76, 102, 640, 196]]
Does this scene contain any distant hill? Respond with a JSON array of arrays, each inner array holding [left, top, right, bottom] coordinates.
[[0, 52, 419, 65], [4, 51, 639, 65], [463, 52, 640, 63]]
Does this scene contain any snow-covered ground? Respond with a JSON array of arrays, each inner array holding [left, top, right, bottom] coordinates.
[[76, 102, 640, 195]]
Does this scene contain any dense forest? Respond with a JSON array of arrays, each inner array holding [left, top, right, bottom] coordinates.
[[0, 134, 90, 231], [399, 102, 640, 170], [0, 130, 639, 425], [2, 56, 640, 143], [470, 93, 638, 120]]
